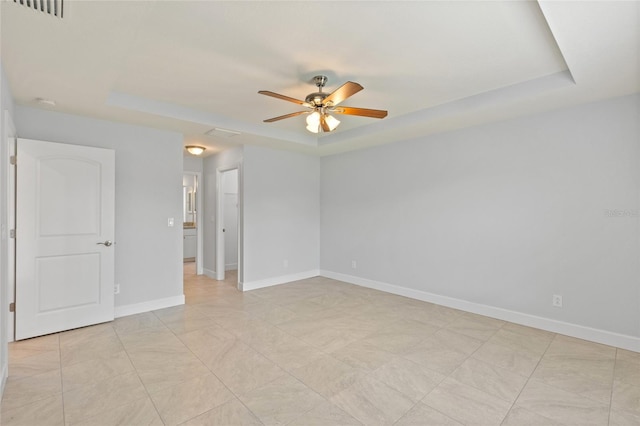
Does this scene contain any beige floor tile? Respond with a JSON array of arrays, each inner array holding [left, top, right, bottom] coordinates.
[[63, 372, 148, 424], [394, 402, 462, 426], [291, 354, 364, 399], [116, 326, 184, 353], [0, 369, 62, 411], [546, 334, 616, 360], [531, 354, 615, 404], [182, 398, 263, 426], [239, 374, 325, 425], [488, 328, 552, 355], [112, 311, 166, 334], [256, 334, 324, 372], [59, 322, 116, 347], [60, 333, 124, 367], [277, 316, 338, 338], [0, 393, 63, 426], [445, 313, 504, 341], [300, 327, 370, 353], [514, 379, 609, 426], [176, 327, 237, 365], [305, 292, 367, 312], [330, 376, 415, 425], [287, 400, 362, 426], [162, 314, 220, 335], [371, 356, 445, 402], [207, 339, 285, 396], [62, 350, 134, 392], [501, 323, 555, 341], [611, 380, 640, 417], [472, 340, 542, 377], [68, 397, 163, 426], [129, 350, 210, 393], [422, 378, 511, 426], [501, 406, 563, 426], [402, 329, 482, 375], [402, 304, 463, 328], [450, 358, 529, 403], [330, 340, 395, 372], [8, 334, 59, 360], [235, 320, 291, 349], [359, 330, 427, 355], [615, 348, 640, 386], [7, 349, 60, 380], [243, 302, 299, 325], [609, 409, 640, 426], [149, 373, 235, 426]]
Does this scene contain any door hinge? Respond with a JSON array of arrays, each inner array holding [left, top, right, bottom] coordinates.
[[9, 155, 16, 165], [9, 302, 15, 313], [9, 229, 15, 239]]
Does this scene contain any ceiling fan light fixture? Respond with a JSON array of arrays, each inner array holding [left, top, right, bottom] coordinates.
[[185, 145, 206, 156], [324, 113, 340, 132], [305, 111, 340, 134]]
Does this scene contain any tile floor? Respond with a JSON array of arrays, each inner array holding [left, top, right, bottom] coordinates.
[[1, 263, 639, 425]]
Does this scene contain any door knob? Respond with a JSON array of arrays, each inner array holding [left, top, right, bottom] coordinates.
[[97, 240, 113, 247]]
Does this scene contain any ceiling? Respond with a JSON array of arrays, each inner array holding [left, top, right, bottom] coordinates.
[[2, 1, 639, 157]]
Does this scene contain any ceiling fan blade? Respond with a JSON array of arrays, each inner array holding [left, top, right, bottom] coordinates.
[[258, 90, 311, 107], [320, 115, 331, 132], [331, 106, 388, 119], [323, 81, 364, 107], [263, 111, 309, 123]]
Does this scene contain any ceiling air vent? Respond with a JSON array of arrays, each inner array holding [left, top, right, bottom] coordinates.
[[13, 0, 63, 18]]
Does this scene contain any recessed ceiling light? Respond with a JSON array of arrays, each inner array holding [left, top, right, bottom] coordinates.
[[35, 98, 56, 107]]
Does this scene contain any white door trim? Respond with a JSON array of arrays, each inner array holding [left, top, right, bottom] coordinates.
[[215, 163, 243, 287], [4, 111, 16, 343]]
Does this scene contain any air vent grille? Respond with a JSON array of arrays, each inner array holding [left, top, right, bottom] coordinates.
[[13, 0, 63, 18]]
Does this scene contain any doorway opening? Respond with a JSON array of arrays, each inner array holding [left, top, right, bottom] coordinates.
[[182, 172, 203, 276], [216, 166, 241, 287]]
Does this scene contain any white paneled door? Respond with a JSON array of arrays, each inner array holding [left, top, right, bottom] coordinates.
[[16, 139, 115, 340]]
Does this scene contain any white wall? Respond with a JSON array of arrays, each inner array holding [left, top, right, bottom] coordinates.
[[202, 146, 243, 277], [243, 145, 320, 287], [321, 94, 640, 346], [14, 106, 185, 315], [0, 63, 15, 396]]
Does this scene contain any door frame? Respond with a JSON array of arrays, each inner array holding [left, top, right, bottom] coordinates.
[[215, 163, 242, 287], [4, 110, 16, 343], [183, 171, 203, 275]]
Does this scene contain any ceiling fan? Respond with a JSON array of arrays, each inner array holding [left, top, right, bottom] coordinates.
[[258, 75, 388, 133]]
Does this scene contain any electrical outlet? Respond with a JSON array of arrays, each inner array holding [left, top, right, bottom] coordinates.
[[552, 294, 562, 308], [283, 259, 288, 268], [114, 284, 120, 295], [351, 260, 357, 269]]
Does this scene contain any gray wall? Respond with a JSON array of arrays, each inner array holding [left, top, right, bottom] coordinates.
[[14, 106, 185, 309], [243, 145, 320, 283], [321, 94, 640, 338], [0, 63, 15, 394], [183, 155, 203, 173]]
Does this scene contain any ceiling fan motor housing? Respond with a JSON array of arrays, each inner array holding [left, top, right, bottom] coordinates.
[[305, 92, 328, 106]]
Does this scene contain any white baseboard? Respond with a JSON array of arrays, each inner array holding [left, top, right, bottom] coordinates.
[[320, 270, 640, 353], [203, 268, 216, 279], [114, 295, 185, 318], [225, 263, 238, 271], [241, 269, 320, 292]]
